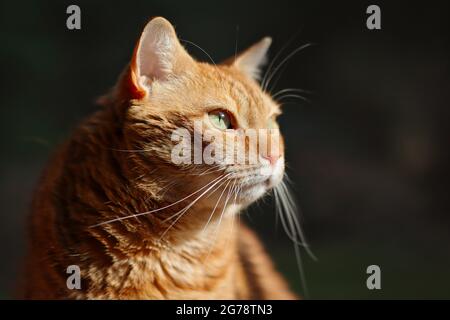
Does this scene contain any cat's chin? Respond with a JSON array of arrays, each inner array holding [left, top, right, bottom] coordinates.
[[234, 170, 284, 206], [237, 183, 268, 206]]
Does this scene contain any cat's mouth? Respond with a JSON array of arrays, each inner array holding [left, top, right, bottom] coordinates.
[[227, 166, 284, 205]]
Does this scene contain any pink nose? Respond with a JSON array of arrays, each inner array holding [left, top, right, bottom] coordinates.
[[262, 154, 281, 166]]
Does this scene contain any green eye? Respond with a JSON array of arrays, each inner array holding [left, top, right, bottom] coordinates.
[[208, 110, 232, 130]]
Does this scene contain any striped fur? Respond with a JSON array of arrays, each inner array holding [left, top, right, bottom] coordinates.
[[20, 17, 297, 299]]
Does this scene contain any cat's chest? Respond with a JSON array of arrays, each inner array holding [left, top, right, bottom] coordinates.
[[107, 248, 238, 299]]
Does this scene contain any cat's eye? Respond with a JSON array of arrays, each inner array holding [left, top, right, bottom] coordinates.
[[208, 110, 233, 130]]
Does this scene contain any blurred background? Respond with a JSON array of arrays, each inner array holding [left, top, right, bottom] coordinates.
[[1, 0, 450, 299]]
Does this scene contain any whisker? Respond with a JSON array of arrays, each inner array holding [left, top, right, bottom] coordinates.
[[225, 181, 240, 247], [161, 174, 231, 224], [273, 175, 317, 298], [272, 88, 314, 98], [264, 43, 314, 92], [293, 233, 309, 299], [158, 174, 232, 240], [90, 174, 230, 227], [180, 39, 216, 66], [109, 147, 153, 153], [275, 181, 316, 258], [276, 94, 311, 104], [267, 63, 289, 94], [197, 165, 225, 176], [281, 182, 316, 260], [214, 179, 236, 233], [204, 179, 236, 262], [202, 179, 233, 233], [261, 29, 304, 90]]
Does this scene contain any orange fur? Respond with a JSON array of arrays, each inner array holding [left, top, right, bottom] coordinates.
[[21, 17, 297, 299]]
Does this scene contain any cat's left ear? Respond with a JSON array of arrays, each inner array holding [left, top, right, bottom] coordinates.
[[232, 37, 272, 81], [128, 17, 195, 98]]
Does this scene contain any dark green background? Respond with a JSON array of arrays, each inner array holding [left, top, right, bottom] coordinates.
[[1, 0, 450, 298]]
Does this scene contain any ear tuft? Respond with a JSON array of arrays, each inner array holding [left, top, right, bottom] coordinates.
[[234, 37, 272, 81]]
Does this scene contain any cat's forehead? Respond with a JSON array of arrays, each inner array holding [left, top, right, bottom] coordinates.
[[197, 64, 279, 116]]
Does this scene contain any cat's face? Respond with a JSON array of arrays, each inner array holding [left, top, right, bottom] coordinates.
[[123, 17, 284, 209]]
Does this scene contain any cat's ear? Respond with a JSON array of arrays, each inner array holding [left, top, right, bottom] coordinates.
[[129, 17, 195, 98], [233, 37, 272, 81]]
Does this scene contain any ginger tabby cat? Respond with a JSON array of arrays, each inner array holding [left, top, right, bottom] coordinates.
[[21, 17, 298, 299]]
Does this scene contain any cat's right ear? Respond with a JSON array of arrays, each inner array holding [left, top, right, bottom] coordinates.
[[232, 37, 272, 81], [128, 17, 195, 99]]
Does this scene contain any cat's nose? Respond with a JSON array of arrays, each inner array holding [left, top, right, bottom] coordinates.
[[262, 153, 281, 166]]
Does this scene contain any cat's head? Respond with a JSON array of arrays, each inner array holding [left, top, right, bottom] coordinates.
[[120, 17, 284, 209]]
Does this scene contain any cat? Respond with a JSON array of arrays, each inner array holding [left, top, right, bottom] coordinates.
[[20, 17, 298, 299]]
